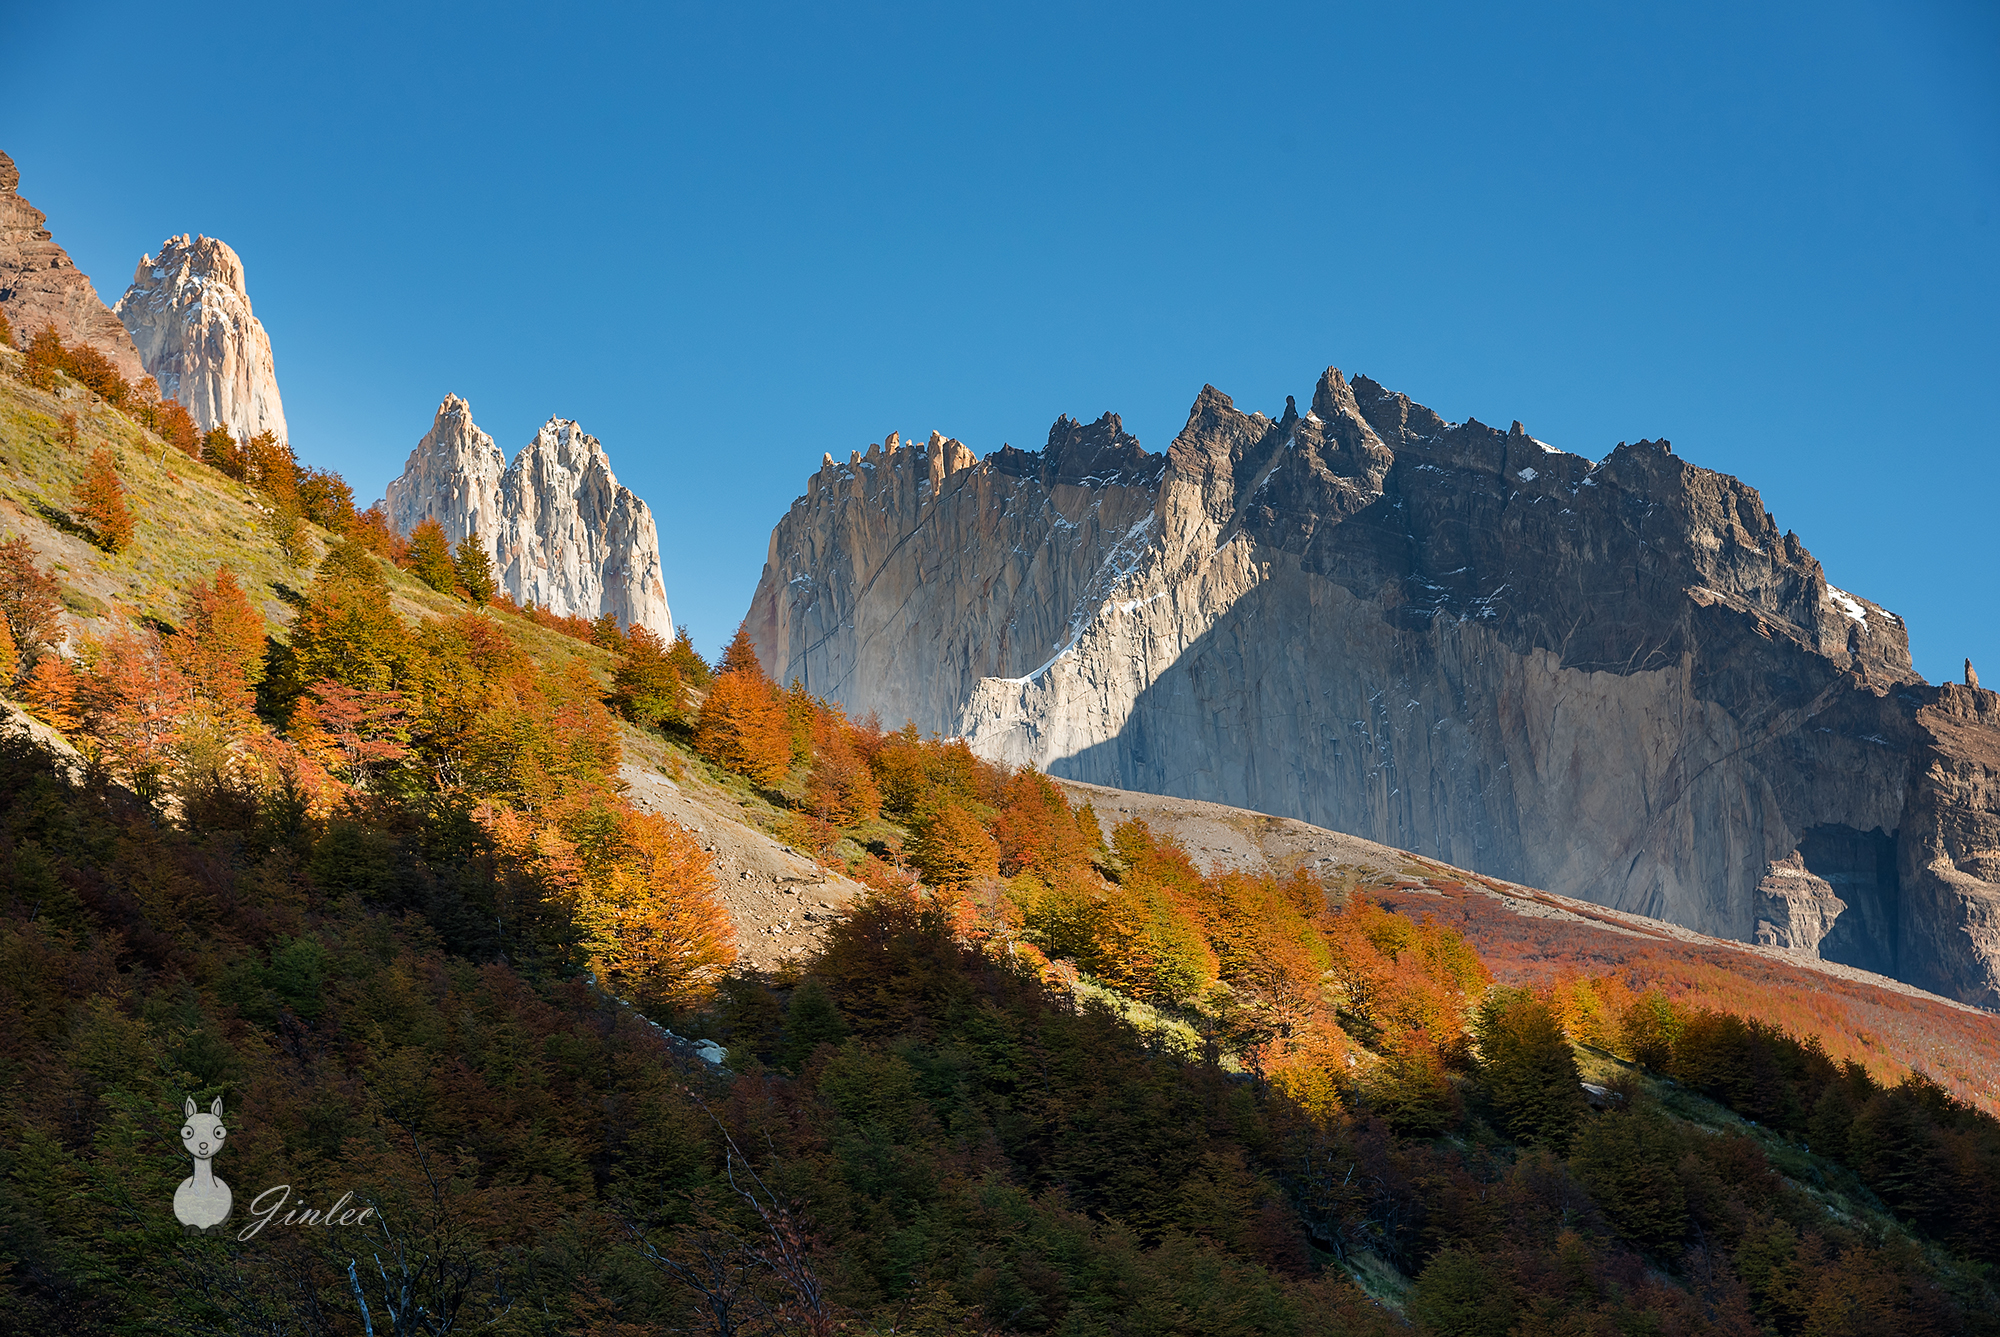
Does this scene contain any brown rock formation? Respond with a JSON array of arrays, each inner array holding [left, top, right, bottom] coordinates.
[[0, 151, 144, 380], [746, 368, 2000, 1008]]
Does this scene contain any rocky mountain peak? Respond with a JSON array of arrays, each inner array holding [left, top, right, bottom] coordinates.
[[384, 395, 506, 545], [382, 399, 672, 637], [115, 233, 287, 442], [990, 411, 1158, 488], [0, 149, 146, 382], [748, 365, 2000, 1007]]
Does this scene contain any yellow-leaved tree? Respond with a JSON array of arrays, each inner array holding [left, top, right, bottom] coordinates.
[[483, 802, 734, 1010]]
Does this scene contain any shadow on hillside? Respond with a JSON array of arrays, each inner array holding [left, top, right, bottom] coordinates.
[[30, 498, 93, 544]]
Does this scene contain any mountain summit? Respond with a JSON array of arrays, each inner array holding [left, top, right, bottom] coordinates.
[[384, 396, 672, 636], [746, 368, 2000, 1007], [115, 233, 288, 442]]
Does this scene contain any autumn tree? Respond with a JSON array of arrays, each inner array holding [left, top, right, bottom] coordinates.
[[452, 533, 496, 604], [59, 340, 129, 405], [904, 799, 999, 892], [613, 626, 685, 729], [170, 566, 267, 712], [23, 324, 64, 390], [0, 617, 15, 689], [20, 652, 80, 732], [281, 557, 411, 708], [667, 624, 712, 687], [718, 625, 765, 677], [295, 466, 358, 533], [803, 710, 880, 827], [465, 660, 622, 813], [991, 767, 1092, 880], [406, 518, 456, 595], [243, 431, 296, 503], [590, 810, 735, 1009], [78, 626, 189, 801], [349, 502, 398, 557], [292, 681, 411, 790], [200, 426, 246, 479], [156, 399, 200, 458], [73, 447, 134, 553], [694, 666, 790, 786], [0, 537, 64, 682]]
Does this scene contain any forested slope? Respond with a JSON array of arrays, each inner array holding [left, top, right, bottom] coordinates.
[[2, 335, 1998, 1335]]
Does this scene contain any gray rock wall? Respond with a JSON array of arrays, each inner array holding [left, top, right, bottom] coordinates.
[[748, 368, 2000, 1007], [381, 397, 673, 637]]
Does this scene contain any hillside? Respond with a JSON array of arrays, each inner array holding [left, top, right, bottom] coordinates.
[[5, 348, 2000, 1334], [1052, 777, 2000, 1112]]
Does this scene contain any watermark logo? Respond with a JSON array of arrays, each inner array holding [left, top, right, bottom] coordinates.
[[174, 1097, 232, 1234], [172, 1095, 381, 1241]]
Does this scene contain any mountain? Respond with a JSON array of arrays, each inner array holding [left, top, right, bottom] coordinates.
[[114, 233, 289, 442], [383, 395, 673, 635], [745, 369, 2000, 1008], [0, 150, 144, 381]]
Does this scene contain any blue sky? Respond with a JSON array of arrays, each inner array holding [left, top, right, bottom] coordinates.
[[5, 1, 1996, 682]]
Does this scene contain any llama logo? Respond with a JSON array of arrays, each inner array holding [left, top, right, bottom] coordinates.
[[174, 1096, 232, 1233]]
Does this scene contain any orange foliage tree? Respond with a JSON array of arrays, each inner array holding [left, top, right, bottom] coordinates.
[[169, 565, 266, 713], [907, 800, 1000, 891], [73, 447, 134, 554], [291, 682, 412, 791], [694, 631, 790, 786], [803, 706, 880, 826], [0, 536, 65, 674], [20, 654, 81, 732], [76, 627, 189, 798]]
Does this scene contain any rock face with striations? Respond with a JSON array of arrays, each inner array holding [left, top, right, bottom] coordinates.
[[745, 369, 2000, 1007], [0, 150, 145, 381], [114, 234, 288, 442], [383, 397, 672, 637]]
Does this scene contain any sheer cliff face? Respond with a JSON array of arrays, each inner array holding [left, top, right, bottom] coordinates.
[[382, 398, 672, 637], [0, 151, 145, 382], [115, 234, 288, 442], [747, 369, 2000, 1007]]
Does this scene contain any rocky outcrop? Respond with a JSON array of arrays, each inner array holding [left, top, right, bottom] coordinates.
[[0, 151, 144, 381], [746, 369, 2000, 1007], [382, 397, 672, 636], [384, 395, 507, 545], [114, 234, 288, 442]]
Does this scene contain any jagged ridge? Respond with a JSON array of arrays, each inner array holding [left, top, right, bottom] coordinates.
[[383, 396, 672, 636], [746, 370, 2000, 1007]]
